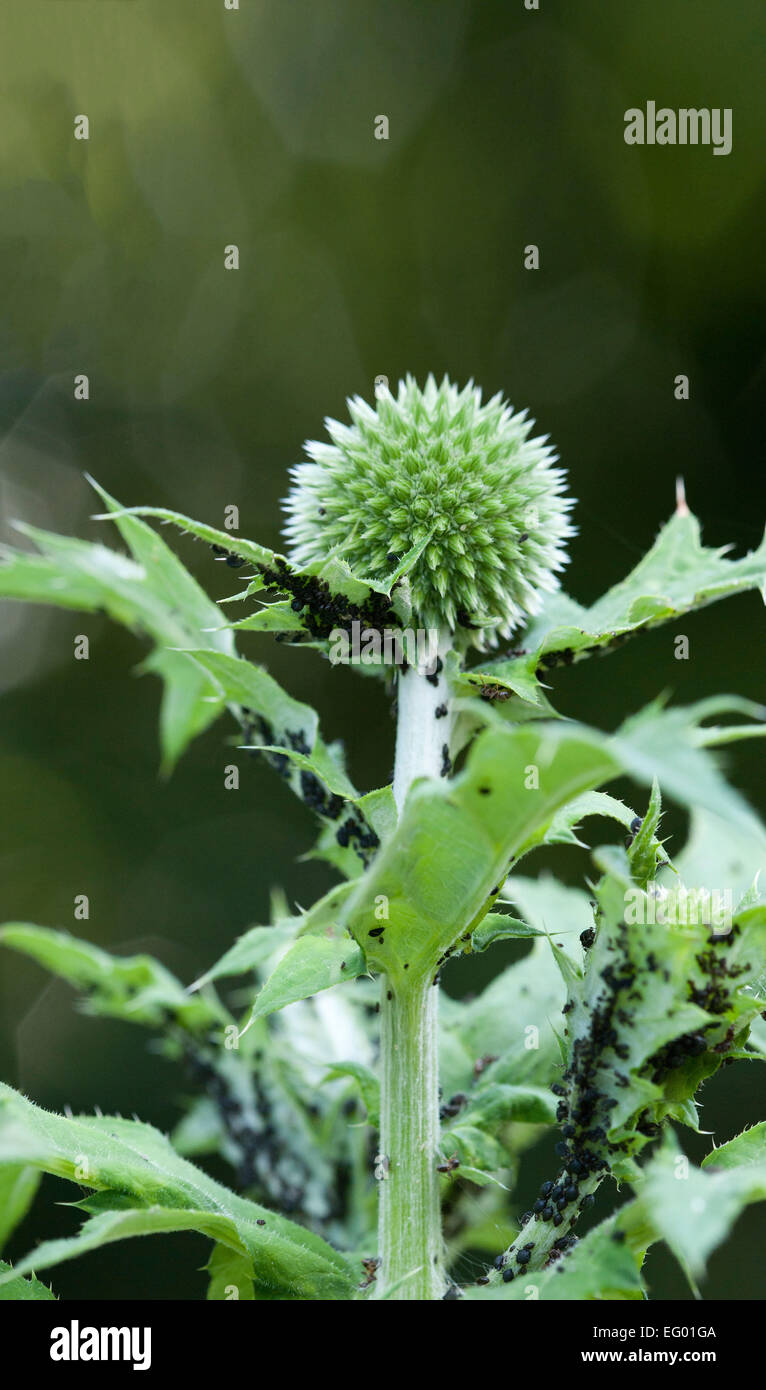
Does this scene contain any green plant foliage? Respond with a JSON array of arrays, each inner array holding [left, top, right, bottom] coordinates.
[[611, 697, 766, 838], [469, 912, 543, 953], [676, 808, 766, 901], [440, 879, 590, 1096], [0, 921, 375, 1244], [622, 1129, 766, 1278], [475, 818, 766, 1287], [189, 881, 355, 990], [467, 507, 766, 709], [91, 502, 427, 647], [0, 483, 235, 772], [322, 1063, 380, 1128], [205, 1244, 256, 1301], [703, 1122, 766, 1169], [0, 1166, 40, 1252], [559, 873, 766, 1158], [0, 1085, 356, 1300], [0, 1262, 56, 1301], [343, 699, 766, 986], [1, 472, 764, 1302], [0, 924, 226, 1033], [343, 723, 620, 981], [241, 934, 367, 1030]]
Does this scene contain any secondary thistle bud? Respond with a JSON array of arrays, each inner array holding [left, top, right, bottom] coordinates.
[[283, 375, 574, 648]]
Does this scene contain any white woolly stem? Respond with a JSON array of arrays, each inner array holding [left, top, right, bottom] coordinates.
[[392, 631, 452, 812], [376, 631, 453, 1301]]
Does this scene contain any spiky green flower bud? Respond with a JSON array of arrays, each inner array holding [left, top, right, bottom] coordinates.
[[283, 375, 574, 647]]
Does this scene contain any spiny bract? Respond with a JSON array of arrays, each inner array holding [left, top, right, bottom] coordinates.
[[283, 375, 575, 647]]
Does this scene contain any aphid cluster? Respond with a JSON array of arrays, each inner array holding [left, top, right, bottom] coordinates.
[[491, 913, 754, 1287], [239, 708, 379, 864], [494, 1238, 537, 1283], [336, 813, 380, 861], [74, 980, 331, 1217], [181, 1036, 344, 1230], [536, 645, 576, 676], [689, 929, 749, 1021], [254, 554, 399, 646], [648, 1028, 709, 1082], [544, 1232, 579, 1267], [239, 708, 293, 779], [649, 925, 749, 1077], [182, 1040, 310, 1211], [552, 925, 640, 1182], [482, 919, 642, 1283]]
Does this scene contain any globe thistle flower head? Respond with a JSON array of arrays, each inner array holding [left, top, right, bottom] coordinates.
[[283, 375, 575, 648]]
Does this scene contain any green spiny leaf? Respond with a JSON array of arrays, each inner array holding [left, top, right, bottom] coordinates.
[[0, 1085, 356, 1300], [0, 482, 236, 772], [0, 1261, 56, 1301], [703, 1122, 766, 1171], [189, 881, 355, 992], [624, 1130, 766, 1278], [613, 696, 766, 839], [470, 912, 543, 953], [241, 934, 367, 1033], [0, 924, 226, 1034], [469, 507, 766, 710]]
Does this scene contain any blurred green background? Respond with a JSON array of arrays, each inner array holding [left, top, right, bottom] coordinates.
[[0, 0, 764, 1299]]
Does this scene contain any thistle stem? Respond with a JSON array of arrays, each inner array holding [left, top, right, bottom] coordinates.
[[377, 968, 443, 1299], [392, 636, 450, 812], [377, 634, 452, 1301]]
